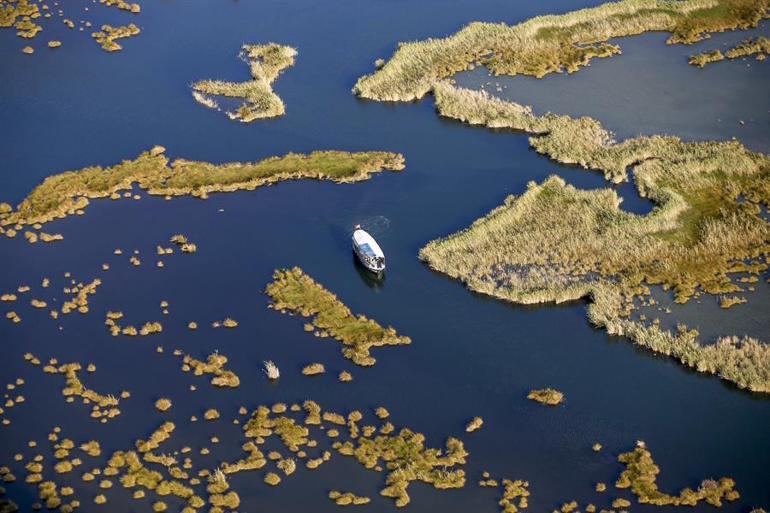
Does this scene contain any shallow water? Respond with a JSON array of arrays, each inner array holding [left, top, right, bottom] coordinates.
[[1, 1, 769, 512]]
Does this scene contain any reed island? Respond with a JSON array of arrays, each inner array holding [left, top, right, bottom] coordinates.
[[266, 267, 411, 366], [0, 147, 405, 231], [192, 43, 297, 121]]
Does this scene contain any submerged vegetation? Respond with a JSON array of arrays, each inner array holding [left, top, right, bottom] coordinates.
[[0, 147, 405, 229], [689, 36, 770, 67], [192, 43, 297, 121], [616, 441, 740, 506], [354, 0, 769, 101], [417, 81, 770, 393], [266, 267, 411, 366]]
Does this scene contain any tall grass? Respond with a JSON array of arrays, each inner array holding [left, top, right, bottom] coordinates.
[[616, 441, 739, 506], [1, 147, 405, 228], [690, 36, 770, 66], [419, 82, 770, 393], [353, 0, 768, 101], [192, 43, 297, 121], [266, 267, 411, 366], [91, 24, 140, 52]]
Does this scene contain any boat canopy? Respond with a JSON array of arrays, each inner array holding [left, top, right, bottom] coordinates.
[[353, 229, 384, 258]]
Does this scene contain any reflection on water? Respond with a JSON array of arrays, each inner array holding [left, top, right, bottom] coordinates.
[[353, 253, 386, 290]]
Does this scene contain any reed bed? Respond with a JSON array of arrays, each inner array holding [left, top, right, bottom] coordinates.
[[91, 24, 140, 52], [0, 147, 405, 228], [354, 0, 769, 101], [616, 441, 739, 506], [235, 400, 467, 507], [192, 43, 297, 122], [180, 352, 240, 388], [419, 82, 770, 393], [690, 36, 770, 67], [266, 267, 411, 366]]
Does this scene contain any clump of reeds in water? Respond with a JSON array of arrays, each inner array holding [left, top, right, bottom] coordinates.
[[615, 441, 740, 506], [263, 360, 280, 380], [91, 24, 140, 52], [266, 267, 411, 366], [527, 388, 564, 406], [233, 399, 467, 507], [690, 36, 770, 67], [465, 417, 483, 432], [180, 352, 240, 388], [26, 355, 123, 422], [154, 398, 172, 412], [191, 43, 297, 122], [301, 363, 325, 376], [0, 147, 405, 228]]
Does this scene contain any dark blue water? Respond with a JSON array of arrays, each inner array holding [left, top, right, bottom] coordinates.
[[1, 1, 769, 512]]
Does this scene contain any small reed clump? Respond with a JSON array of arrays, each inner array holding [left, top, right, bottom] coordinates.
[[301, 363, 325, 376], [328, 490, 371, 506], [263, 361, 280, 380], [91, 24, 140, 52], [154, 398, 172, 412], [465, 417, 483, 432], [527, 389, 564, 406], [180, 352, 240, 388]]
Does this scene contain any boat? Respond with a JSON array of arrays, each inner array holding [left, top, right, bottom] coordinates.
[[352, 225, 385, 273]]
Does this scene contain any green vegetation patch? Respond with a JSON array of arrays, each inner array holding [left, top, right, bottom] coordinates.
[[354, 0, 769, 101], [0, 147, 405, 229], [192, 43, 297, 121], [266, 267, 411, 365], [527, 389, 564, 406]]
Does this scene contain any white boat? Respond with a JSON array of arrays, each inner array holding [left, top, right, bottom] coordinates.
[[352, 225, 385, 273]]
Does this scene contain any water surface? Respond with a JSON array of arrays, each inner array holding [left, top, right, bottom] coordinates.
[[1, 1, 769, 512]]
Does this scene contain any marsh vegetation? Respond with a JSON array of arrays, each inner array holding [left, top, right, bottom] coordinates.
[[527, 389, 564, 406], [1, 0, 141, 51], [616, 441, 740, 506], [192, 43, 297, 122], [0, 147, 405, 228], [266, 267, 411, 366], [689, 36, 770, 67], [354, 0, 769, 101], [91, 24, 140, 52], [418, 81, 770, 393]]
